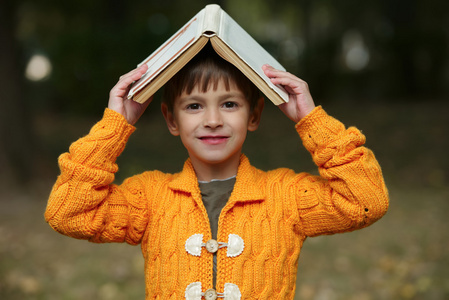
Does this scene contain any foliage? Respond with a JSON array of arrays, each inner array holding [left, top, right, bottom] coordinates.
[[11, 0, 449, 116]]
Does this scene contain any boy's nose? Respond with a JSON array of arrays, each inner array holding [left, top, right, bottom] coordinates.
[[203, 108, 223, 128]]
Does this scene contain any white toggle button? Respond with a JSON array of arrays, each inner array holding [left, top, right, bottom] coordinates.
[[224, 283, 242, 300], [204, 288, 218, 300], [185, 234, 204, 256], [205, 239, 219, 253], [185, 282, 202, 300], [185, 234, 244, 258], [185, 282, 241, 300], [226, 234, 244, 257]]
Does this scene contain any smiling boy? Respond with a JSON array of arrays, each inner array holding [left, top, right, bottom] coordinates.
[[45, 45, 388, 299], [161, 51, 265, 182]]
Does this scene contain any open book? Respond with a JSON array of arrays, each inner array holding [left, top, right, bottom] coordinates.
[[127, 4, 289, 105]]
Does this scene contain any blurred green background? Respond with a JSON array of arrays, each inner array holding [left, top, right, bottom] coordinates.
[[1, 0, 448, 299]]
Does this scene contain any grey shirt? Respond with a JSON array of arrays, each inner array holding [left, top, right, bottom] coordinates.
[[198, 176, 236, 287]]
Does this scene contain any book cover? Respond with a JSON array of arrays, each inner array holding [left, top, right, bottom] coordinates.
[[128, 4, 288, 105]]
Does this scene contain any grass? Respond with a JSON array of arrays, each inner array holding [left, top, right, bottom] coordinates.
[[1, 100, 448, 299]]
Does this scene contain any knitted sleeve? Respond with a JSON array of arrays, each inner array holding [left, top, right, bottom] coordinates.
[[45, 108, 149, 245], [293, 106, 389, 237]]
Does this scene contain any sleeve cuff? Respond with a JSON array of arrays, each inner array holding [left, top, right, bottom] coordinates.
[[295, 105, 346, 154], [67, 108, 136, 168], [100, 108, 136, 136]]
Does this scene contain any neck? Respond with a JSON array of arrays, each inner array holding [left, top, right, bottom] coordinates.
[[190, 155, 241, 182]]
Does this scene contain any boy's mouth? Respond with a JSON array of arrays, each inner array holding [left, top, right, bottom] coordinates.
[[199, 135, 229, 145]]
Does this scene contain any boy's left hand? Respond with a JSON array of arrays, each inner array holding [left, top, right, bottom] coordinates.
[[108, 64, 151, 125], [262, 65, 315, 123]]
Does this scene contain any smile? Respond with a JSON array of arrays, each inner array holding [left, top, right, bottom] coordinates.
[[199, 136, 229, 145]]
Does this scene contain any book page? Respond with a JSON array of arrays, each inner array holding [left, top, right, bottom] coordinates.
[[128, 12, 204, 99], [216, 11, 289, 102]]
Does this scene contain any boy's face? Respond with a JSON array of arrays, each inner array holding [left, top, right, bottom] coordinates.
[[162, 79, 263, 177]]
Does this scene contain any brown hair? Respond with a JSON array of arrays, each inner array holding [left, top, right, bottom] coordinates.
[[163, 43, 261, 112]]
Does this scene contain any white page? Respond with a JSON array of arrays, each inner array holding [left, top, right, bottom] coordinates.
[[128, 11, 204, 99], [216, 11, 289, 102]]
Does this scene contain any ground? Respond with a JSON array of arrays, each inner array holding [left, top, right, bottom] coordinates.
[[1, 100, 448, 299]]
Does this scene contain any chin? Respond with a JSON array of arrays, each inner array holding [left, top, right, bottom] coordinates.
[[196, 152, 240, 165]]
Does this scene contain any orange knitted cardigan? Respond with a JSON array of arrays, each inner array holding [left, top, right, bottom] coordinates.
[[45, 106, 389, 299]]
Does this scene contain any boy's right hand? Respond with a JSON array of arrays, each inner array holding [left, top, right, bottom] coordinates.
[[108, 64, 151, 125]]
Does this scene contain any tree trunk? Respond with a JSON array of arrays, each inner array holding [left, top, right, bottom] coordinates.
[[0, 1, 35, 186]]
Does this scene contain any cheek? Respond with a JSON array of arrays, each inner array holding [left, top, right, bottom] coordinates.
[[233, 119, 250, 139], [176, 117, 199, 138]]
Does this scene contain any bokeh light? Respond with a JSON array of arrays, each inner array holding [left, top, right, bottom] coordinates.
[[25, 54, 52, 81]]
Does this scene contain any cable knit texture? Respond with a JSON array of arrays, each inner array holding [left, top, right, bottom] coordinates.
[[45, 106, 389, 299]]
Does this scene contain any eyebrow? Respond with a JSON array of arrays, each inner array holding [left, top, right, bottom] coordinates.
[[179, 91, 245, 103], [220, 92, 246, 100]]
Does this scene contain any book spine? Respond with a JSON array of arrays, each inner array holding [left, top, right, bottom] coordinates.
[[201, 4, 221, 36]]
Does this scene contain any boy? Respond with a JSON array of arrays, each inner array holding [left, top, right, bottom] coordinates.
[[45, 45, 389, 299]]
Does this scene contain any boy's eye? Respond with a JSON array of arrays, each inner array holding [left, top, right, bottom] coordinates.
[[223, 101, 238, 109], [186, 103, 201, 110]]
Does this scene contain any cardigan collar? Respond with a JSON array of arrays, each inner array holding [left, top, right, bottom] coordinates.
[[168, 154, 265, 203]]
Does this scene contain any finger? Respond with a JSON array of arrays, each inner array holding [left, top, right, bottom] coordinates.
[[266, 68, 301, 81], [262, 64, 290, 75], [118, 65, 148, 86], [121, 64, 148, 79], [262, 66, 305, 86], [264, 67, 308, 88], [111, 65, 148, 97], [269, 75, 309, 93], [262, 64, 280, 78]]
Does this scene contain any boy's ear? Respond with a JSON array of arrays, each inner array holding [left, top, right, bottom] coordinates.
[[161, 102, 180, 136], [247, 96, 264, 132]]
